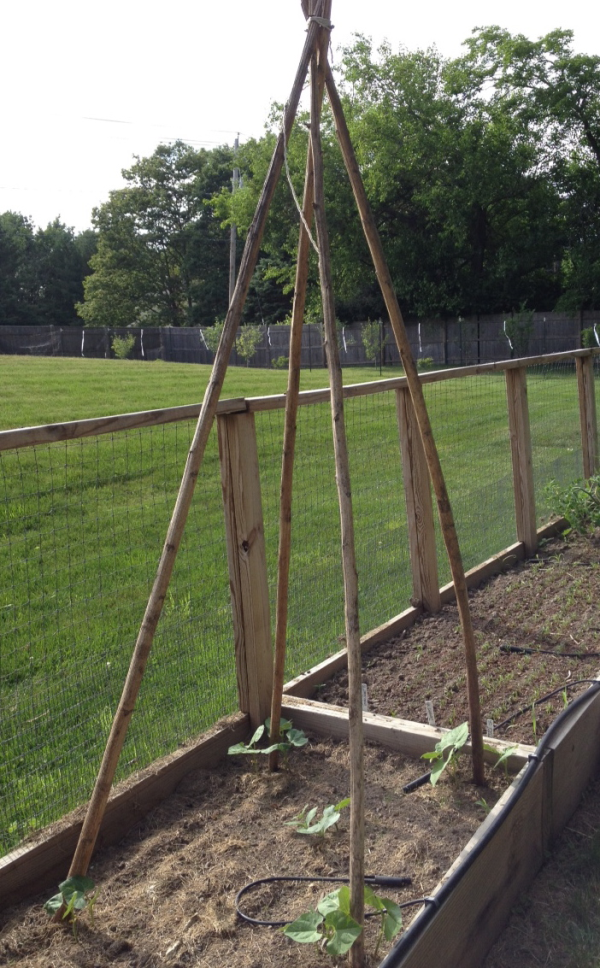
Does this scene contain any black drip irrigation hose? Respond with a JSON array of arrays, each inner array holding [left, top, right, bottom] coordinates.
[[379, 679, 600, 968], [495, 678, 600, 731], [500, 643, 600, 659], [235, 874, 413, 927]]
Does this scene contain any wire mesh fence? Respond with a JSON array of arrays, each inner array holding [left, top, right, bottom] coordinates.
[[424, 373, 517, 588], [0, 353, 592, 857], [0, 423, 235, 855], [528, 360, 584, 524]]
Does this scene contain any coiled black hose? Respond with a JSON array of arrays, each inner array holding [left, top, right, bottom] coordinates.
[[235, 874, 413, 926]]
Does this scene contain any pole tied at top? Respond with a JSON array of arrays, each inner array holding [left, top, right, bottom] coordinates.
[[307, 16, 333, 29]]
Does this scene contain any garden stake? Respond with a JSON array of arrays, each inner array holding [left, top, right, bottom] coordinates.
[[323, 65, 485, 785], [309, 18, 366, 966], [269, 0, 323, 772], [64, 3, 327, 885]]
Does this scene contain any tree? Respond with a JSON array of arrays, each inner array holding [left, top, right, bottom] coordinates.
[[0, 212, 39, 325], [78, 142, 233, 328], [35, 220, 96, 326], [229, 37, 565, 323], [448, 27, 600, 311], [337, 37, 562, 317], [0, 213, 95, 326], [447, 28, 600, 171], [235, 325, 263, 365]]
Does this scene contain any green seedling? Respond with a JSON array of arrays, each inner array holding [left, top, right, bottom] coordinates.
[[421, 722, 469, 786], [228, 717, 307, 758], [285, 798, 350, 836], [283, 884, 402, 959], [476, 797, 491, 814], [44, 876, 98, 935], [483, 743, 519, 777]]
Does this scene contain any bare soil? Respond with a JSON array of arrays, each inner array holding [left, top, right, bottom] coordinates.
[[320, 531, 600, 747], [1, 531, 599, 968]]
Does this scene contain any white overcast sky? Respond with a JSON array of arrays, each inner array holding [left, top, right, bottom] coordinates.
[[1, 0, 597, 234]]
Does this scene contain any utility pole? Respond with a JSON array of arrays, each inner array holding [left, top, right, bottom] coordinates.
[[229, 134, 240, 305]]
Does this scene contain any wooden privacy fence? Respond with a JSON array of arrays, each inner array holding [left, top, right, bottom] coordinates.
[[0, 348, 597, 866]]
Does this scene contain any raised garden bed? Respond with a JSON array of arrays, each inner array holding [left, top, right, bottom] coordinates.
[[317, 531, 600, 747], [1, 531, 600, 968], [0, 734, 510, 968]]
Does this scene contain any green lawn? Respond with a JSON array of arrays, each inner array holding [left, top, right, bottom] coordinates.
[[0, 356, 584, 854], [0, 355, 405, 430]]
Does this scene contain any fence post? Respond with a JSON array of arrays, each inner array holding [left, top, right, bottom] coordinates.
[[395, 387, 441, 612], [217, 410, 273, 728], [576, 353, 598, 479], [505, 366, 537, 556]]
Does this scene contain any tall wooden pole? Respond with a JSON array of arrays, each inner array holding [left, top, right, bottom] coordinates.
[[65, 2, 327, 882], [269, 0, 322, 771], [310, 16, 366, 966], [228, 134, 240, 305], [324, 66, 485, 785]]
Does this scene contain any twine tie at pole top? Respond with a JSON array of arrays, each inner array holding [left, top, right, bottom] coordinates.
[[284, 16, 334, 255]]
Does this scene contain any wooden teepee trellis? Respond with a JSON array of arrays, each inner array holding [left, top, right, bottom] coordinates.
[[65, 4, 484, 964]]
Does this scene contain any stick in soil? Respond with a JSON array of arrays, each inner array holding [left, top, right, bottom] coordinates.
[[324, 64, 485, 785], [269, 0, 326, 772], [63, 1, 328, 888], [309, 15, 366, 967]]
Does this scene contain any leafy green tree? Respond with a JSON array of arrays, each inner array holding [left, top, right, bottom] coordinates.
[[337, 37, 562, 316], [448, 28, 600, 171], [448, 27, 600, 311], [34, 220, 96, 326], [235, 325, 263, 365], [0, 212, 39, 325], [228, 36, 565, 322], [78, 142, 233, 328], [0, 213, 95, 326]]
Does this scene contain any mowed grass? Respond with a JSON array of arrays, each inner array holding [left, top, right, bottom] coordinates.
[[0, 355, 584, 853], [0, 355, 406, 430]]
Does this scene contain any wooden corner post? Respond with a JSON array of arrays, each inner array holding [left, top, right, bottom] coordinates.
[[505, 366, 537, 556], [576, 353, 598, 479], [396, 387, 441, 613], [217, 411, 273, 729]]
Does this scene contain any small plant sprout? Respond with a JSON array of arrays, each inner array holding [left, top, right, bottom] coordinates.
[[282, 884, 402, 958], [285, 798, 350, 836], [227, 717, 307, 758], [421, 722, 469, 786], [44, 876, 98, 935], [484, 743, 519, 777]]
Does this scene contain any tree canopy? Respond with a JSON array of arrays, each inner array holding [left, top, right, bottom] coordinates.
[[3, 27, 600, 329], [0, 214, 95, 326]]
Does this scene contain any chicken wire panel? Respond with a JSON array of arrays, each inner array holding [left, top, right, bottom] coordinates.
[[526, 361, 583, 523], [0, 422, 234, 856], [345, 391, 413, 631], [423, 373, 517, 588], [255, 392, 412, 680], [255, 404, 344, 679]]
